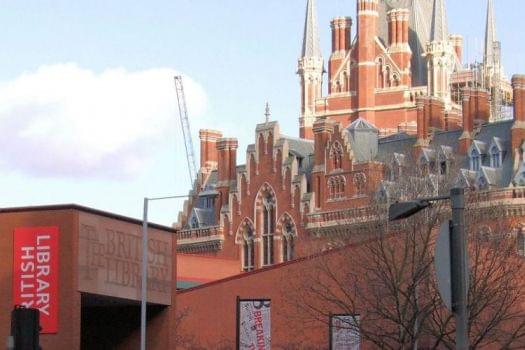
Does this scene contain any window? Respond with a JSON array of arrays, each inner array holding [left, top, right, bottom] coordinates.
[[328, 176, 346, 199], [243, 227, 255, 272], [353, 173, 367, 196], [439, 160, 447, 175], [262, 195, 275, 266], [490, 146, 501, 168], [470, 149, 481, 171], [282, 221, 296, 262], [330, 142, 343, 170], [190, 216, 199, 229]]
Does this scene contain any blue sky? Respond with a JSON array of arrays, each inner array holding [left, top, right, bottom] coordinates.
[[0, 0, 523, 226]]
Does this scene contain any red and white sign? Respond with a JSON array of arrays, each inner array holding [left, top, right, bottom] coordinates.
[[13, 227, 59, 333], [238, 299, 271, 350]]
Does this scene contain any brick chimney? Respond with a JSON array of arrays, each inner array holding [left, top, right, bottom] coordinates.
[[512, 75, 525, 152], [459, 88, 473, 155], [356, 0, 378, 123], [329, 17, 352, 94], [413, 96, 428, 159], [387, 8, 411, 85], [199, 129, 222, 170], [216, 138, 238, 207]]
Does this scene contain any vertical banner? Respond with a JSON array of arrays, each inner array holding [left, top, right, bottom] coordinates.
[[330, 314, 360, 350], [237, 298, 271, 350], [13, 227, 59, 334]]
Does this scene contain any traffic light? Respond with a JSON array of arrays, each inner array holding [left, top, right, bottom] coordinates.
[[10, 306, 40, 350]]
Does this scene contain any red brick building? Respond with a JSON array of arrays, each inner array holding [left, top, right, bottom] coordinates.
[[0, 205, 178, 349], [176, 0, 525, 277]]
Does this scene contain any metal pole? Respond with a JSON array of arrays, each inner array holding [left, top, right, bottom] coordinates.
[[140, 197, 148, 350], [450, 188, 469, 349]]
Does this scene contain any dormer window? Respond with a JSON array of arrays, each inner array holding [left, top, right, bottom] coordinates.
[[470, 149, 481, 171], [190, 216, 199, 229], [490, 146, 501, 168]]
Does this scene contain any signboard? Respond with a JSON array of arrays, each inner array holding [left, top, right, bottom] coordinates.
[[330, 314, 360, 350], [12, 227, 59, 334], [78, 213, 172, 305], [237, 298, 271, 350]]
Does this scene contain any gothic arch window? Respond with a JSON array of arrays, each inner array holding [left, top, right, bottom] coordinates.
[[280, 215, 297, 262], [256, 184, 277, 267], [385, 66, 392, 88], [328, 176, 346, 199], [470, 149, 481, 171], [377, 59, 384, 88], [330, 141, 344, 170], [490, 146, 501, 168], [343, 71, 349, 91], [190, 216, 199, 229], [262, 194, 275, 265], [392, 74, 400, 87], [242, 225, 255, 271], [353, 173, 367, 196]]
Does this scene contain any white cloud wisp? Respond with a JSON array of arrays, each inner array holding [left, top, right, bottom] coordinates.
[[0, 63, 207, 178]]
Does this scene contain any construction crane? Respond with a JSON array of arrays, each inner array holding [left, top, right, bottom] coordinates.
[[174, 76, 198, 185]]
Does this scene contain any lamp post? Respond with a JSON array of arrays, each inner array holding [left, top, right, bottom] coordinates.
[[140, 194, 189, 350], [388, 187, 469, 350]]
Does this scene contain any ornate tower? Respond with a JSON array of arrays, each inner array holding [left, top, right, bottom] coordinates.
[[298, 0, 324, 140], [425, 0, 456, 104]]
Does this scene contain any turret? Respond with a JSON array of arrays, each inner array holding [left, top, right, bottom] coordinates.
[[425, 0, 455, 103]]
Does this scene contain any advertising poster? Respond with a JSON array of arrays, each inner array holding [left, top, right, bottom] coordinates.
[[13, 227, 59, 333], [330, 314, 360, 350], [237, 298, 271, 350]]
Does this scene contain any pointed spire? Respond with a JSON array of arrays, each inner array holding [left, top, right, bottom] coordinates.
[[301, 0, 322, 58], [430, 0, 449, 42], [484, 0, 497, 65]]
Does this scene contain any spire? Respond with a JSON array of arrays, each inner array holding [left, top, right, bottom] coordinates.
[[484, 0, 497, 65], [301, 0, 322, 58], [430, 0, 449, 42]]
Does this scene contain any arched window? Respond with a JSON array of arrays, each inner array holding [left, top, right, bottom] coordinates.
[[470, 149, 481, 171], [330, 142, 344, 170], [490, 146, 501, 168], [282, 221, 296, 262], [377, 59, 384, 88], [353, 173, 367, 196], [262, 194, 275, 266], [385, 66, 392, 88], [190, 216, 199, 229], [243, 226, 255, 271]]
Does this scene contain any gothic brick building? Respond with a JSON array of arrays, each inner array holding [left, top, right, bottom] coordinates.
[[176, 0, 525, 276]]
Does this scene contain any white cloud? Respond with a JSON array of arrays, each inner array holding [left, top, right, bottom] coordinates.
[[0, 63, 207, 178]]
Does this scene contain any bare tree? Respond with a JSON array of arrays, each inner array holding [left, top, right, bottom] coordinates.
[[284, 157, 525, 349]]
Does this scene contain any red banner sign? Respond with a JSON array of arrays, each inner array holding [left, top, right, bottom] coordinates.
[[13, 227, 59, 333]]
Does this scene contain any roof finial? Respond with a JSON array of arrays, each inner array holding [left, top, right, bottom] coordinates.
[[301, 0, 322, 58], [430, 0, 449, 42], [264, 102, 271, 123]]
